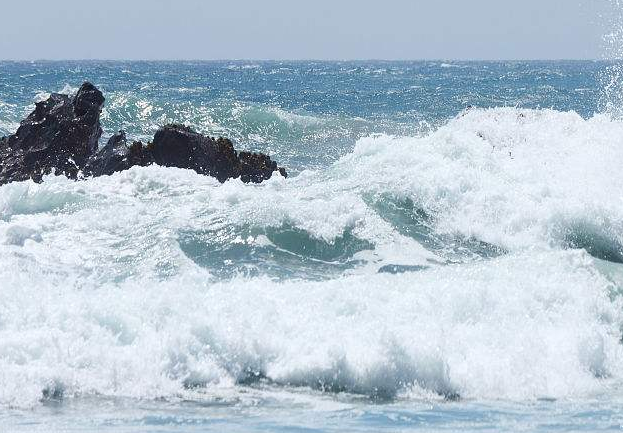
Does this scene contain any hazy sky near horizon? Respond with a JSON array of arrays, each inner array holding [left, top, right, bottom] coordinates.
[[0, 0, 614, 60]]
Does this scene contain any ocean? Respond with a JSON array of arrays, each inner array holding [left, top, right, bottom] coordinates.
[[1, 60, 623, 432]]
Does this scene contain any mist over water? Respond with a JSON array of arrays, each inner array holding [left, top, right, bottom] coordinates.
[[2, 58, 623, 431], [600, 0, 623, 118]]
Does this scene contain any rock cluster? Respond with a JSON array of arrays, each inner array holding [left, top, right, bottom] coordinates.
[[0, 82, 286, 186]]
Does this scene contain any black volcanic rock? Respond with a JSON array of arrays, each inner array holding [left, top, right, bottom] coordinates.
[[0, 83, 104, 184], [84, 131, 154, 176], [149, 124, 285, 183], [86, 124, 287, 183], [238, 150, 287, 184], [151, 124, 240, 182], [0, 82, 286, 185]]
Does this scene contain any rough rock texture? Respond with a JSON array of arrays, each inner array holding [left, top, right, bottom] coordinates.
[[85, 124, 286, 183], [0, 82, 286, 186], [0, 82, 104, 184], [84, 131, 154, 176], [151, 124, 284, 183]]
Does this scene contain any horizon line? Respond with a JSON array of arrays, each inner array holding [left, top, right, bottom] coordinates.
[[0, 58, 612, 63]]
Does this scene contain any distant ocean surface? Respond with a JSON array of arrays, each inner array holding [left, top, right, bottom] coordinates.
[[1, 60, 623, 432]]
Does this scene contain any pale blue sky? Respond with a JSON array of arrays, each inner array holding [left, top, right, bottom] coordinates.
[[0, 0, 612, 60]]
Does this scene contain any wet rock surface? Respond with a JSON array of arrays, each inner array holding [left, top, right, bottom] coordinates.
[[0, 82, 104, 184], [84, 131, 155, 177], [0, 82, 286, 186]]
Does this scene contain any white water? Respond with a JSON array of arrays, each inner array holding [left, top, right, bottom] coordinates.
[[1, 108, 623, 409], [336, 108, 623, 253]]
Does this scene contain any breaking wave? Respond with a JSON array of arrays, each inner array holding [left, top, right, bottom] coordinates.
[[1, 107, 623, 408]]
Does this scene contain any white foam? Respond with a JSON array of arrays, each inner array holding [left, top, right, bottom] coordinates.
[[440, 63, 463, 68], [1, 107, 623, 408], [331, 108, 623, 253], [0, 238, 620, 407], [34, 84, 79, 104]]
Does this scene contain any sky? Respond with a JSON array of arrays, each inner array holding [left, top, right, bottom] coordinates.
[[0, 0, 613, 60]]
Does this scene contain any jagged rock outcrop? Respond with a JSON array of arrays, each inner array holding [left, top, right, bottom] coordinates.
[[151, 124, 285, 183], [85, 124, 286, 183], [0, 82, 287, 186], [0, 82, 104, 184], [84, 131, 154, 176]]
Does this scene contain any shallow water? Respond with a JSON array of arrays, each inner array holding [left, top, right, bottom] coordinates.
[[1, 61, 623, 432]]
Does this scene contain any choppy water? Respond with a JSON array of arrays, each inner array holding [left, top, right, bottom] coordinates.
[[1, 61, 623, 432]]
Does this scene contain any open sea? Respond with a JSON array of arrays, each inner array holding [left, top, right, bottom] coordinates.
[[1, 60, 623, 432]]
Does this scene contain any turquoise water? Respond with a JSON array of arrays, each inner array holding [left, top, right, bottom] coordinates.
[[1, 61, 623, 432]]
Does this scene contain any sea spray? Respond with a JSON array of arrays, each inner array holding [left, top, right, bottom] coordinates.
[[601, 0, 623, 116]]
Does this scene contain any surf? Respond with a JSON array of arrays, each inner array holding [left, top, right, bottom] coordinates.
[[2, 98, 623, 407]]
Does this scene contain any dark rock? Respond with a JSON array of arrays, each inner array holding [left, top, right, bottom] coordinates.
[[238, 150, 281, 184], [149, 124, 285, 183], [0, 83, 286, 185], [0, 82, 104, 184], [84, 131, 154, 176], [151, 124, 240, 182], [86, 124, 287, 183]]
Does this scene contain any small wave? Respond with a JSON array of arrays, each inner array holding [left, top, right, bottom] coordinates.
[[178, 224, 373, 280], [226, 63, 262, 71], [440, 63, 467, 69]]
